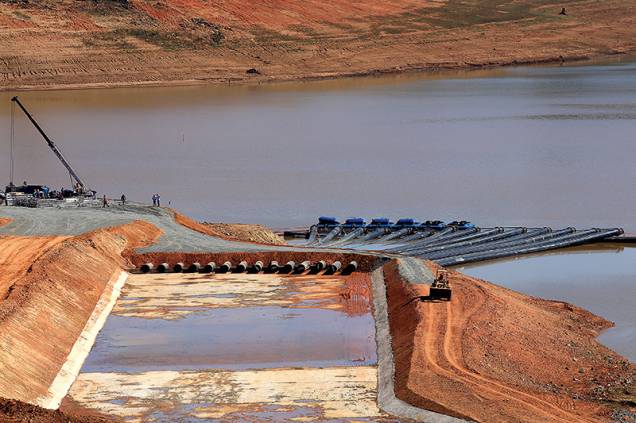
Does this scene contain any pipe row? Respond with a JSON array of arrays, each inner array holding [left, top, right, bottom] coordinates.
[[139, 260, 359, 275]]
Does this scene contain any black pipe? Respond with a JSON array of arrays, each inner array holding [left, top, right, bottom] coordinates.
[[249, 261, 264, 273], [218, 261, 232, 273], [294, 260, 311, 274], [173, 262, 184, 273], [325, 261, 342, 275], [280, 261, 295, 274], [267, 261, 280, 273], [140, 263, 153, 273], [234, 261, 248, 273], [341, 261, 358, 275], [188, 262, 201, 273], [157, 263, 169, 273], [310, 260, 326, 274], [202, 262, 216, 273]]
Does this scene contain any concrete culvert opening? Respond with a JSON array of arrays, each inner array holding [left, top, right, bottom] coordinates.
[[218, 261, 232, 273], [157, 263, 169, 273], [233, 260, 248, 273], [140, 263, 153, 273], [202, 262, 216, 273], [267, 261, 280, 273], [325, 261, 342, 275], [280, 261, 295, 274], [188, 262, 201, 273], [172, 262, 184, 273]]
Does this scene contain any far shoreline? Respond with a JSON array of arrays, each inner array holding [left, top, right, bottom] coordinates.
[[2, 50, 634, 94]]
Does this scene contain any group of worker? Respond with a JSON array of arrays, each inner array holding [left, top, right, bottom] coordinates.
[[100, 193, 161, 208]]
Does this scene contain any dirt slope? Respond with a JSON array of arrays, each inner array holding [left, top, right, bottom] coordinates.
[[0, 0, 634, 90], [385, 259, 636, 422], [172, 210, 285, 245], [0, 221, 161, 404]]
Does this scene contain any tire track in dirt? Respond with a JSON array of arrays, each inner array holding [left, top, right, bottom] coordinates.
[[439, 282, 597, 423]]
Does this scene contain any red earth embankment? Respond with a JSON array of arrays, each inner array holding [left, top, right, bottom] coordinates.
[[172, 210, 285, 245], [0, 221, 161, 405], [0, 0, 634, 90], [384, 259, 636, 422]]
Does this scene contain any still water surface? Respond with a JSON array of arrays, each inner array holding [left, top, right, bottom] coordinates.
[[1, 60, 635, 230], [1, 60, 634, 360]]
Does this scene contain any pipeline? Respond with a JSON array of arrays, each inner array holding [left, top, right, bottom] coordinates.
[[202, 262, 216, 273], [411, 227, 516, 256], [218, 261, 232, 274], [188, 262, 201, 273], [425, 227, 554, 260], [267, 261, 280, 273], [310, 260, 327, 274], [370, 227, 411, 244], [324, 261, 342, 275], [173, 262, 184, 273], [294, 260, 311, 274], [140, 263, 153, 273], [430, 227, 573, 261], [157, 263, 169, 273], [341, 261, 358, 275], [327, 227, 365, 246], [306, 225, 318, 244], [249, 261, 264, 274], [234, 261, 248, 273], [387, 227, 461, 253], [318, 226, 342, 245], [387, 228, 435, 247], [438, 228, 623, 266], [280, 261, 295, 274]]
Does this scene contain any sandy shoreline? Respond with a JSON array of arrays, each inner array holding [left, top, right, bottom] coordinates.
[[1, 51, 632, 94]]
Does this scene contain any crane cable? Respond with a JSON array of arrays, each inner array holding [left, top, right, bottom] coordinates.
[[10, 100, 15, 186]]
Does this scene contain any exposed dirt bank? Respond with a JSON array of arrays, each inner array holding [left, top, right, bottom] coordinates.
[[0, 0, 634, 91], [173, 210, 284, 245], [0, 217, 10, 227], [0, 221, 161, 404], [0, 397, 114, 423], [385, 259, 636, 422]]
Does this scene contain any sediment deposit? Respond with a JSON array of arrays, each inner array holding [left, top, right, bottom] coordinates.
[[0, 0, 634, 90]]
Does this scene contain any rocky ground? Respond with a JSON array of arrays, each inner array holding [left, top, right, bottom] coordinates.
[[0, 0, 634, 90]]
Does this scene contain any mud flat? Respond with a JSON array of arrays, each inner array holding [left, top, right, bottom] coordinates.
[[67, 272, 386, 422]]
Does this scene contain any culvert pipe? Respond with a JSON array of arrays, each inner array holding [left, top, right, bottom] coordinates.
[[249, 261, 264, 273], [267, 261, 280, 273], [188, 262, 201, 273], [140, 263, 154, 273], [234, 261, 248, 273], [310, 260, 327, 274], [325, 261, 342, 275], [157, 263, 169, 273], [173, 262, 184, 273], [218, 261, 232, 273], [202, 262, 216, 273], [342, 261, 358, 275], [280, 261, 295, 274], [294, 261, 311, 274]]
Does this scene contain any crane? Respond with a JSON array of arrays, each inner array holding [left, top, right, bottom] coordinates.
[[10, 96, 89, 194]]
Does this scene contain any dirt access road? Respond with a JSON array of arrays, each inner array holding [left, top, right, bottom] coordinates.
[[0, 0, 634, 90]]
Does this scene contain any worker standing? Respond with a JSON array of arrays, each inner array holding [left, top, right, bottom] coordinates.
[[156, 193, 161, 207], [102, 195, 109, 208], [121, 194, 126, 206], [152, 193, 157, 206]]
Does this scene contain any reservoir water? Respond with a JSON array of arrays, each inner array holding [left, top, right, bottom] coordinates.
[[1, 59, 634, 361]]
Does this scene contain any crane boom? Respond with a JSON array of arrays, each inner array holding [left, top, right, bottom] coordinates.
[[11, 96, 87, 191]]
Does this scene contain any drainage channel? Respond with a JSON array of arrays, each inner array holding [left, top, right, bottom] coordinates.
[[65, 271, 399, 422]]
